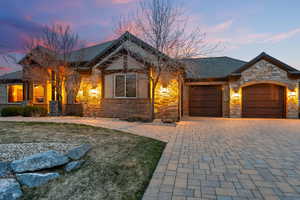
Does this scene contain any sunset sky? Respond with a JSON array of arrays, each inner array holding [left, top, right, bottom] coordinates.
[[1, 0, 300, 73]]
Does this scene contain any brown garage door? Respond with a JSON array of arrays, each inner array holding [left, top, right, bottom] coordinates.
[[242, 84, 285, 118], [189, 85, 222, 117]]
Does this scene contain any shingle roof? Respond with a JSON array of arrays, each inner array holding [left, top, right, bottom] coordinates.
[[182, 57, 247, 79], [0, 70, 22, 80], [64, 40, 115, 62]]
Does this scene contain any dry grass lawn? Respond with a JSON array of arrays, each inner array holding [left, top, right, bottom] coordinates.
[[0, 122, 166, 200]]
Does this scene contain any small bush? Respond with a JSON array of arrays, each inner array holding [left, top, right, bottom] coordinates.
[[1, 106, 23, 116], [0, 106, 48, 117], [124, 115, 152, 123], [22, 106, 48, 117]]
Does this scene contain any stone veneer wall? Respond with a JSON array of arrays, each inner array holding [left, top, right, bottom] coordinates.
[[229, 59, 299, 118], [82, 99, 151, 118], [222, 84, 230, 117], [77, 73, 180, 120], [154, 79, 179, 121], [182, 85, 189, 116]]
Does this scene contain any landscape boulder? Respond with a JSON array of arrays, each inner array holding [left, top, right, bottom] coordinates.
[[64, 160, 85, 172], [10, 150, 69, 173], [66, 144, 92, 160], [16, 172, 60, 188], [0, 162, 11, 178], [0, 179, 23, 200]]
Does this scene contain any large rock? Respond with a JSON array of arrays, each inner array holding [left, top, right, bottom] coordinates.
[[10, 150, 69, 173], [16, 172, 60, 188], [0, 162, 11, 178], [0, 179, 23, 200], [66, 144, 91, 160], [64, 160, 85, 172]]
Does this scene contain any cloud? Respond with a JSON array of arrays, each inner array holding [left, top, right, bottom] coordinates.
[[207, 20, 233, 33], [95, 0, 136, 5], [205, 26, 300, 54], [0, 66, 11, 72], [0, 16, 44, 53], [264, 28, 300, 43], [112, 0, 136, 4]]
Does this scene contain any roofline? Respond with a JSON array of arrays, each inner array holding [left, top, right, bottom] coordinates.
[[232, 52, 300, 74], [185, 77, 228, 82], [85, 31, 174, 68], [0, 79, 24, 84], [182, 56, 247, 63]]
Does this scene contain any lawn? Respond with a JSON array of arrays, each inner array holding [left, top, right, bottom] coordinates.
[[0, 122, 166, 200]]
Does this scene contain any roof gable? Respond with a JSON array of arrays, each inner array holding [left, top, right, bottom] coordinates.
[[85, 31, 171, 68], [95, 48, 154, 70], [232, 52, 299, 75]]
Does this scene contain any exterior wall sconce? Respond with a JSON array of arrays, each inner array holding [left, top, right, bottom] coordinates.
[[288, 91, 296, 97], [89, 88, 99, 96], [232, 92, 240, 100], [160, 87, 169, 94]]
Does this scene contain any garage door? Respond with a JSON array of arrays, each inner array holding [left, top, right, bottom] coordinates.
[[189, 85, 222, 117], [242, 84, 285, 118]]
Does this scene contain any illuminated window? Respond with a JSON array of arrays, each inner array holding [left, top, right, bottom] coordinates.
[[33, 84, 45, 103], [115, 74, 136, 97], [8, 84, 23, 103]]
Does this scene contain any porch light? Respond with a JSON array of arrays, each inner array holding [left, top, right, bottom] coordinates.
[[232, 92, 240, 100], [89, 88, 98, 96], [160, 87, 169, 94], [288, 91, 296, 97]]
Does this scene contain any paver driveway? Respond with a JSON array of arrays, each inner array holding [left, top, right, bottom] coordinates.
[[1, 117, 300, 199], [143, 117, 300, 200]]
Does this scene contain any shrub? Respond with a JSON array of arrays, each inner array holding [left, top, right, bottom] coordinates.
[[124, 115, 152, 123], [0, 106, 24, 116], [22, 106, 48, 117]]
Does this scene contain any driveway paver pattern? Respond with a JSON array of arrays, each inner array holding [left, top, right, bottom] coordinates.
[[143, 118, 300, 200], [1, 117, 300, 200]]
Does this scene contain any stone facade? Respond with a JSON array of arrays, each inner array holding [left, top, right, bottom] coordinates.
[[182, 85, 189, 116], [222, 84, 230, 117], [229, 59, 299, 118], [81, 98, 150, 118], [154, 78, 180, 121]]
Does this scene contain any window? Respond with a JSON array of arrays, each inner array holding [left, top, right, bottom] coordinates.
[[33, 84, 45, 103], [8, 84, 23, 103], [115, 74, 137, 97]]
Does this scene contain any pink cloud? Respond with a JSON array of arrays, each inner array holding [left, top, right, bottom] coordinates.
[[207, 20, 233, 33], [94, 0, 136, 5], [52, 20, 74, 28], [0, 66, 13, 75], [112, 0, 136, 4], [264, 28, 300, 43]]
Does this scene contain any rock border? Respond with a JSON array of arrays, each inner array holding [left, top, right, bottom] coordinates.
[[0, 144, 91, 199]]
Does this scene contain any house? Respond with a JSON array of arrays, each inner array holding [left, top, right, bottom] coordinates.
[[0, 32, 299, 119]]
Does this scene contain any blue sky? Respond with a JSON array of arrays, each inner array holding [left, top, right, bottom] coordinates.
[[1, 0, 300, 73]]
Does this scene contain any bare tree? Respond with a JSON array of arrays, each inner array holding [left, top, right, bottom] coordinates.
[[114, 0, 218, 119], [21, 24, 84, 114]]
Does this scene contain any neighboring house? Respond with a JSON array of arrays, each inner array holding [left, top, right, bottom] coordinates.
[[0, 32, 299, 119]]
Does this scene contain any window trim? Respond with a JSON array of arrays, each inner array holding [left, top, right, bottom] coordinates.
[[33, 83, 46, 104], [6, 83, 24, 104], [114, 73, 137, 98]]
